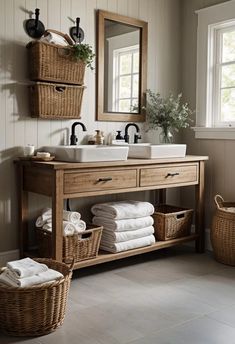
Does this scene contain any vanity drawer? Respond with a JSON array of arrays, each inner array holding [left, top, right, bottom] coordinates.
[[140, 163, 198, 187], [64, 169, 137, 194]]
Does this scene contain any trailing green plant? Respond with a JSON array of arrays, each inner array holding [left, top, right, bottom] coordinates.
[[144, 89, 193, 139], [72, 43, 95, 70]]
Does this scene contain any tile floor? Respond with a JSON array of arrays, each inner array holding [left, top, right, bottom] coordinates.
[[1, 246, 235, 344]]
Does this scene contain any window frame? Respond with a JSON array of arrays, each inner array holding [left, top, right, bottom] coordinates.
[[194, 1, 235, 139], [113, 45, 139, 113]]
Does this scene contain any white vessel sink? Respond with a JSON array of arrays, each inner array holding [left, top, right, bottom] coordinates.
[[43, 145, 129, 162], [126, 143, 187, 159]]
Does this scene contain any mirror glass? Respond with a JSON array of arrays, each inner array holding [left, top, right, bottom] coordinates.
[[96, 10, 148, 122], [104, 20, 140, 114]]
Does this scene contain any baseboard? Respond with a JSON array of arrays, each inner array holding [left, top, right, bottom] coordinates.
[[0, 249, 20, 267]]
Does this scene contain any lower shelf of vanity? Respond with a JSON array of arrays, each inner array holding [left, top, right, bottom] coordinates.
[[25, 234, 198, 270]]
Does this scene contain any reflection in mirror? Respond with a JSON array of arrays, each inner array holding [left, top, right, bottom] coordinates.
[[104, 20, 140, 114], [96, 10, 148, 122]]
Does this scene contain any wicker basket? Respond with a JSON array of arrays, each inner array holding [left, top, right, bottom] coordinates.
[[29, 82, 85, 119], [27, 40, 86, 85], [211, 195, 235, 266], [37, 225, 103, 264], [153, 204, 193, 241], [0, 258, 73, 337]]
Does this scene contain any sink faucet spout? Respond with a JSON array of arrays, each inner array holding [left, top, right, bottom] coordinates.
[[70, 121, 87, 145]]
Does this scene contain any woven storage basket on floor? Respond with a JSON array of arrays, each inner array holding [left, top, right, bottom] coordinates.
[[29, 82, 85, 119], [0, 258, 73, 337], [211, 195, 235, 266], [27, 41, 86, 85], [37, 225, 103, 264], [153, 204, 193, 241]]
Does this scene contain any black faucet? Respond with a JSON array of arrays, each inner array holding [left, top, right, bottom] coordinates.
[[124, 123, 141, 143], [70, 121, 87, 145]]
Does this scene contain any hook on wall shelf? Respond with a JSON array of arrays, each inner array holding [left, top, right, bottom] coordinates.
[[25, 8, 45, 39], [70, 17, 85, 43]]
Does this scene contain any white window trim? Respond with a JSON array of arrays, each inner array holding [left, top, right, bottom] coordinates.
[[195, 0, 235, 140], [113, 45, 139, 112]]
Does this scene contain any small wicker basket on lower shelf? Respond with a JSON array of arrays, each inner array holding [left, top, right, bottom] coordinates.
[[153, 204, 193, 241], [0, 258, 72, 337], [29, 82, 85, 119], [37, 225, 103, 264]]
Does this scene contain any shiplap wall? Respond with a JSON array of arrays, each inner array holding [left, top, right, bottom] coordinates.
[[181, 0, 230, 233], [0, 0, 181, 252]]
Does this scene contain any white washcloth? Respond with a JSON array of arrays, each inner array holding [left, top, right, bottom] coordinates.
[[36, 208, 81, 227], [6, 258, 48, 278], [0, 268, 63, 288], [92, 216, 154, 232], [91, 201, 154, 220], [40, 32, 69, 46], [101, 226, 154, 243], [100, 235, 155, 253], [42, 220, 86, 236]]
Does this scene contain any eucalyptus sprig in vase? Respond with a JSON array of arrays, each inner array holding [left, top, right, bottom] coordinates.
[[144, 90, 193, 144]]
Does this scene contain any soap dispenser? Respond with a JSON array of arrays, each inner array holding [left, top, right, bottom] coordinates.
[[95, 130, 102, 145], [116, 131, 124, 140]]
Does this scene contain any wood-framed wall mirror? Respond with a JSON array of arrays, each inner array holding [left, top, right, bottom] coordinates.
[[96, 10, 148, 122]]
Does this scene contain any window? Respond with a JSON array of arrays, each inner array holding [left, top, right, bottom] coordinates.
[[212, 23, 235, 127], [113, 46, 139, 113], [195, 1, 235, 139]]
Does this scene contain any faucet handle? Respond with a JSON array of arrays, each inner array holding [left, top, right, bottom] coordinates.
[[134, 133, 141, 144]]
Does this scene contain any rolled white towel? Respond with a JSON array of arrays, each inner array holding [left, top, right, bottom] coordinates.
[[36, 208, 81, 227], [100, 235, 155, 253], [0, 268, 63, 288], [42, 221, 79, 236], [91, 201, 154, 220], [74, 220, 86, 233], [6, 257, 48, 278], [40, 32, 69, 46], [92, 216, 154, 232], [35, 208, 52, 227], [62, 210, 81, 224], [101, 226, 155, 243]]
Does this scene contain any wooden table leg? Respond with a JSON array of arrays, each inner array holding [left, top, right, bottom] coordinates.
[[52, 170, 64, 261], [195, 161, 205, 253], [18, 164, 29, 258], [159, 189, 166, 204]]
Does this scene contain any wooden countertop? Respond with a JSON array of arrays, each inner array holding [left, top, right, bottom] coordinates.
[[16, 155, 209, 170]]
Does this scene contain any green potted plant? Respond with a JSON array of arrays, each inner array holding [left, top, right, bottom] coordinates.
[[145, 90, 193, 143], [72, 43, 95, 70]]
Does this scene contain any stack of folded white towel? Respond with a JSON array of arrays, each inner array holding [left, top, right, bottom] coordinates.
[[92, 200, 155, 253], [36, 208, 86, 236], [0, 257, 63, 288]]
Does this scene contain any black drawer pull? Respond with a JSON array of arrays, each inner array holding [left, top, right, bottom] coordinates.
[[97, 177, 113, 182], [166, 172, 180, 178]]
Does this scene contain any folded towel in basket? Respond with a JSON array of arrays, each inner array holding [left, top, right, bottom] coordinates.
[[0, 268, 63, 288], [36, 208, 81, 227], [100, 235, 155, 253], [6, 257, 48, 278], [91, 201, 154, 220], [92, 216, 154, 232], [42, 220, 86, 236]]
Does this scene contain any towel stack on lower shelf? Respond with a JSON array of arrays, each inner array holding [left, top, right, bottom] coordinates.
[[92, 200, 155, 253], [0, 257, 63, 288], [35, 208, 86, 236]]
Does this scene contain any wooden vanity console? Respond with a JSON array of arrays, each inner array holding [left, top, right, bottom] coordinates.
[[16, 155, 208, 270]]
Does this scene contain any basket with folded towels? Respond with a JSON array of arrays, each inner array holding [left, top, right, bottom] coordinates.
[[0, 257, 72, 336], [36, 208, 102, 263], [92, 200, 156, 253]]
